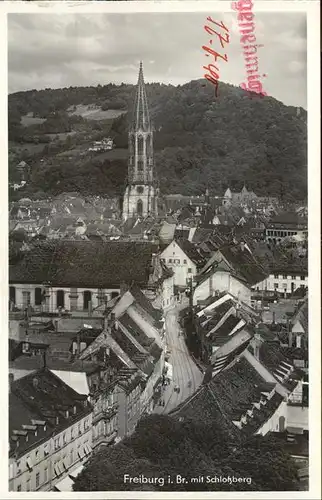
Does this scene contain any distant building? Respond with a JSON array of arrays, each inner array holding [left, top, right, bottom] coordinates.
[[222, 185, 257, 208], [255, 265, 308, 298], [123, 62, 158, 221], [265, 212, 308, 245], [9, 368, 92, 492]]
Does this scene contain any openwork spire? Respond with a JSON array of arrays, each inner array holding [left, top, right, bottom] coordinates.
[[131, 61, 151, 132]]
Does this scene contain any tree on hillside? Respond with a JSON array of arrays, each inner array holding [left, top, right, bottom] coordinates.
[[73, 415, 301, 492]]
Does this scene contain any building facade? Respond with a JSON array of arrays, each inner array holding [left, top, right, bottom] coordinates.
[[255, 271, 308, 297], [123, 62, 158, 220], [9, 369, 93, 492]]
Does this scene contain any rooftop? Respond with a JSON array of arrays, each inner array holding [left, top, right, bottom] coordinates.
[[9, 368, 91, 458], [9, 240, 155, 287]]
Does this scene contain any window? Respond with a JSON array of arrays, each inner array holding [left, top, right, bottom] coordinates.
[[63, 433, 67, 444], [16, 461, 21, 474], [111, 292, 119, 299], [183, 259, 187, 264], [35, 287, 43, 306], [44, 444, 49, 456], [187, 268, 192, 273], [17, 485, 21, 492], [291, 275, 297, 279], [56, 290, 65, 309], [137, 199, 143, 216], [83, 290, 92, 310], [168, 259, 172, 263], [35, 450, 39, 461], [22, 291, 31, 307], [78, 423, 82, 435], [54, 437, 60, 450], [175, 259, 180, 264], [283, 274, 288, 279], [44, 468, 48, 483], [283, 283, 287, 289], [274, 274, 279, 279], [9, 286, 16, 304], [274, 283, 279, 290], [35, 472, 40, 489], [300, 276, 305, 281]]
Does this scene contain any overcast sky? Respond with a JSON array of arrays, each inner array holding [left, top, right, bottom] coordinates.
[[8, 12, 307, 108]]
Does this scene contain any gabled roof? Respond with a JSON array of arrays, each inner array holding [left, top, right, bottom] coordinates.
[[175, 238, 207, 267], [218, 244, 268, 286], [9, 241, 155, 287], [9, 368, 91, 457], [129, 284, 162, 323], [291, 298, 308, 333]]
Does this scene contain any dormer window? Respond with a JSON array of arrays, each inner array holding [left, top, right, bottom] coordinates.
[[66, 410, 69, 418], [56, 416, 59, 425], [73, 406, 76, 414]]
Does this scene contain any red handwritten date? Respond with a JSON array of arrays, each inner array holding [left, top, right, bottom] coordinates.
[[202, 16, 230, 97]]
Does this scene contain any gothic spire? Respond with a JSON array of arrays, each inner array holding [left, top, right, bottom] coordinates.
[[131, 61, 151, 132]]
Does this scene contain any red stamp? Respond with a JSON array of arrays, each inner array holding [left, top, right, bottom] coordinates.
[[202, 16, 230, 97], [231, 0, 267, 98]]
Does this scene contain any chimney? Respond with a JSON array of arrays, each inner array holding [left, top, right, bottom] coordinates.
[[9, 373, 14, 393], [120, 282, 128, 295], [240, 241, 245, 252], [33, 377, 39, 389]]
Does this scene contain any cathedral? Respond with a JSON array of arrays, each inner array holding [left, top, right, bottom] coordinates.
[[122, 62, 159, 221]]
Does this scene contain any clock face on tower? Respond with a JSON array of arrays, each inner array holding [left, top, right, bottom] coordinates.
[[136, 186, 144, 194]]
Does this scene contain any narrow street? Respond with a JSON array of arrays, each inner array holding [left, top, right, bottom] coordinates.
[[154, 302, 204, 415]]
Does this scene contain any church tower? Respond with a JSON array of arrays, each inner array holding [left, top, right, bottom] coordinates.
[[122, 62, 158, 221]]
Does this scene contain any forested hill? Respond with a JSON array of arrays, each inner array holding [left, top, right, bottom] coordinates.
[[9, 80, 307, 201]]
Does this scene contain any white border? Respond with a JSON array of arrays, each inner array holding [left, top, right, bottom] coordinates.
[[0, 1, 320, 499]]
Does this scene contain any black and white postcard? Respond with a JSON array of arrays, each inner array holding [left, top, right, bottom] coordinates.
[[1, 1, 320, 499]]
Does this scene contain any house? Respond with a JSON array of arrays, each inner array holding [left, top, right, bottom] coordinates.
[[172, 340, 305, 440], [222, 186, 258, 208], [265, 212, 308, 245], [255, 263, 308, 298], [78, 284, 165, 441], [9, 240, 173, 313], [194, 292, 258, 365], [160, 239, 207, 289], [194, 242, 268, 307], [9, 368, 93, 492], [289, 298, 308, 351]]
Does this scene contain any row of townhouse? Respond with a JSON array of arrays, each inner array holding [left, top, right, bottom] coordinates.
[[9, 284, 166, 492], [9, 369, 92, 493], [173, 287, 308, 460]]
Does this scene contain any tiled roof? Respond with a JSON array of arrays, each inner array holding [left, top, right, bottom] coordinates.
[[209, 315, 242, 342], [292, 298, 308, 333], [9, 241, 155, 287], [208, 357, 283, 434], [170, 385, 241, 442], [120, 313, 154, 349], [176, 238, 207, 267], [9, 368, 91, 457], [129, 284, 162, 323], [219, 244, 268, 286], [258, 342, 298, 391]]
